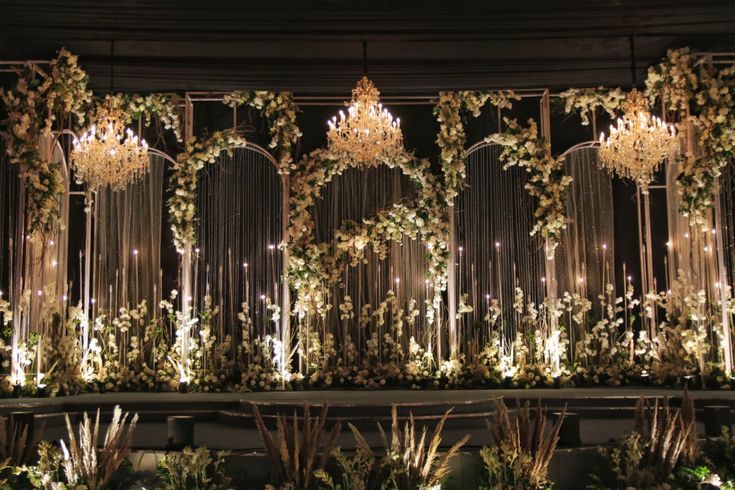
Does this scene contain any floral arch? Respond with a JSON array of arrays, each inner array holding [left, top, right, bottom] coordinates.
[[286, 145, 449, 330]]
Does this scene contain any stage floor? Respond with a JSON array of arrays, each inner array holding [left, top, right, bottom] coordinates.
[[1, 388, 731, 450], [3, 386, 734, 408]]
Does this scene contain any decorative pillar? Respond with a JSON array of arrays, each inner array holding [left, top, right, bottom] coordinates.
[[715, 190, 734, 374], [540, 90, 561, 373], [280, 172, 291, 379], [447, 202, 458, 358]]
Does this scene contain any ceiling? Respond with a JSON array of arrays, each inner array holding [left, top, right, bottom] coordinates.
[[1, 0, 734, 94]]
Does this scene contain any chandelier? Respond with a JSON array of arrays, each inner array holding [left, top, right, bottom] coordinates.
[[71, 99, 149, 191], [599, 89, 679, 192], [327, 76, 403, 166]]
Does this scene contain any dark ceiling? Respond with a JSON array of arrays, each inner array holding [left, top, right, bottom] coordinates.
[[1, 0, 735, 94]]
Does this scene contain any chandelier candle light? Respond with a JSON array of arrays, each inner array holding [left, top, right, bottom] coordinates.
[[327, 76, 403, 166], [599, 89, 679, 193], [71, 99, 150, 191], [70, 98, 150, 383]]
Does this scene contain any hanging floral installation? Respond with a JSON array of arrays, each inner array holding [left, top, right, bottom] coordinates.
[[557, 86, 627, 126], [108, 92, 184, 142], [1, 46, 735, 397], [223, 90, 302, 173], [484, 117, 572, 256], [0, 48, 92, 237], [286, 145, 448, 319], [646, 47, 735, 226], [434, 90, 520, 201], [168, 129, 249, 252]]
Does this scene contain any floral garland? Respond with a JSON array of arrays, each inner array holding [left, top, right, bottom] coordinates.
[[645, 47, 699, 119], [168, 91, 299, 252], [223, 91, 301, 174], [287, 146, 448, 317], [557, 87, 626, 126], [434, 90, 520, 201], [126, 93, 183, 142], [168, 130, 248, 252], [484, 118, 572, 257], [86, 92, 183, 143], [0, 48, 92, 237], [646, 48, 735, 226]]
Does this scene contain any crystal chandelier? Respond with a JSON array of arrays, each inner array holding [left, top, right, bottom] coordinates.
[[599, 89, 679, 192], [327, 76, 403, 166], [71, 99, 149, 191]]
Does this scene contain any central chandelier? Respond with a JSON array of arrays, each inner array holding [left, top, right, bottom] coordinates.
[[71, 99, 149, 191], [599, 89, 679, 192], [327, 76, 403, 166]]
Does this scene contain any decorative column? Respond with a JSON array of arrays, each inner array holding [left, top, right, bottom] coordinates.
[[280, 172, 291, 379], [177, 94, 196, 384], [447, 203, 458, 358], [540, 90, 560, 374]]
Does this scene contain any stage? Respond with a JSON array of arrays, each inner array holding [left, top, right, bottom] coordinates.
[[2, 388, 732, 450], [0, 388, 732, 489]]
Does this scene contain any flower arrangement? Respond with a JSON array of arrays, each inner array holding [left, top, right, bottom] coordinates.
[[434, 90, 520, 201], [286, 144, 448, 320], [484, 117, 572, 257], [223, 90, 301, 173], [557, 86, 627, 126], [646, 48, 735, 226], [168, 130, 249, 252], [101, 92, 184, 142], [0, 48, 92, 237]]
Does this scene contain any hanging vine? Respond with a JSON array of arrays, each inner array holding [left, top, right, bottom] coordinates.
[[168, 130, 249, 252], [0, 48, 92, 237], [223, 91, 302, 174], [434, 90, 520, 201], [646, 48, 735, 226], [484, 117, 572, 257], [287, 146, 448, 318]]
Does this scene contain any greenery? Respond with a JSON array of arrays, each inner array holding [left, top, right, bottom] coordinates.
[[484, 117, 572, 257], [646, 47, 735, 226], [168, 130, 249, 252], [254, 402, 341, 490], [479, 399, 564, 490], [155, 446, 232, 490], [223, 90, 302, 173], [0, 48, 91, 237], [434, 90, 520, 201], [588, 394, 698, 490], [557, 87, 626, 127]]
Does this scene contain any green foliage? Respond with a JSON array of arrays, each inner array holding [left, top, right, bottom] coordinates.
[[479, 441, 553, 490], [588, 395, 697, 490], [155, 446, 231, 490], [314, 448, 376, 490], [344, 407, 468, 490]]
